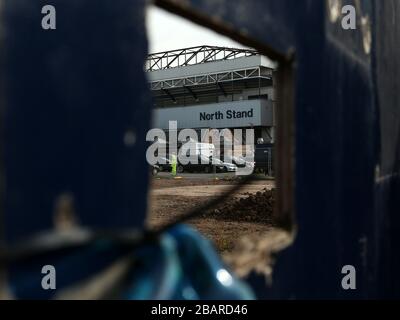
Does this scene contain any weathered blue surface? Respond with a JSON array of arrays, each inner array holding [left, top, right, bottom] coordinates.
[[179, 0, 400, 298], [1, 0, 400, 299], [2, 0, 151, 242]]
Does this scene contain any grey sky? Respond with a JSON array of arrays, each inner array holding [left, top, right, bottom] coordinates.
[[146, 6, 244, 53]]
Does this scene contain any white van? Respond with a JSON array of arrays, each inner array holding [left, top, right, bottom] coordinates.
[[179, 141, 215, 159]]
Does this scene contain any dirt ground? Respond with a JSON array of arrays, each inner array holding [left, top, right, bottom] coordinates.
[[147, 176, 276, 253]]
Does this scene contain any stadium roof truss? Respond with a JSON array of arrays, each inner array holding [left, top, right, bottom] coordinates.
[[145, 45, 258, 71], [149, 66, 272, 90]]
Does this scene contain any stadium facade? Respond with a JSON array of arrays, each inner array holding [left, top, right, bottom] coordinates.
[[145, 46, 275, 144]]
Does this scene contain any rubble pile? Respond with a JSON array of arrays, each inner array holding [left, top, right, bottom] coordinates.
[[207, 188, 275, 224]]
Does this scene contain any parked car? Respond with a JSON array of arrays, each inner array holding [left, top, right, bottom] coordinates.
[[177, 155, 224, 173], [223, 154, 255, 170], [212, 158, 237, 172], [150, 164, 160, 176]]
